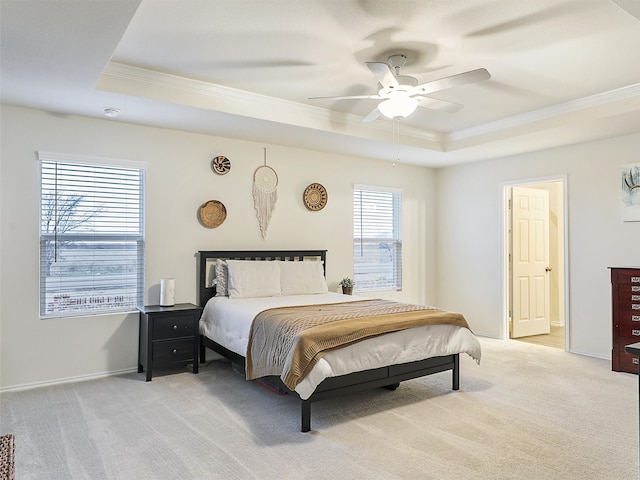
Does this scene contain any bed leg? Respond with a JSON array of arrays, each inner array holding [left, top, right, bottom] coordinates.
[[301, 400, 311, 432], [453, 353, 460, 391], [199, 338, 206, 364]]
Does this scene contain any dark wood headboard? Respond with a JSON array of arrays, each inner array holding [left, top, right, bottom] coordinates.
[[196, 250, 328, 308]]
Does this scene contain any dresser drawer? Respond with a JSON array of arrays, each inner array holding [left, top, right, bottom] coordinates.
[[616, 310, 640, 327], [615, 346, 640, 374], [617, 304, 640, 324], [153, 339, 195, 364], [616, 324, 640, 339], [617, 283, 640, 309], [616, 272, 640, 285], [153, 313, 196, 340], [619, 283, 640, 295]]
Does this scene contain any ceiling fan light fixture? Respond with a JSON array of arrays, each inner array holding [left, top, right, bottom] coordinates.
[[377, 96, 418, 119]]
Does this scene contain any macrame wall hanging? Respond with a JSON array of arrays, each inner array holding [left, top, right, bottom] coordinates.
[[252, 148, 278, 239]]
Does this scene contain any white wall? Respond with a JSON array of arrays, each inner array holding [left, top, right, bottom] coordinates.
[[436, 134, 640, 357], [3, 104, 638, 390], [0, 105, 437, 390]]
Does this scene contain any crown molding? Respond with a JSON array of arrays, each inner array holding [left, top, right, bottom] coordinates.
[[97, 62, 444, 149], [449, 83, 640, 144]]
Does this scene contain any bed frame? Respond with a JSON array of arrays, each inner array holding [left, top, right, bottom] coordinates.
[[197, 249, 460, 432]]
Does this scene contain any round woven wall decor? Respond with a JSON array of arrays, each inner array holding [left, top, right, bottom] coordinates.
[[198, 200, 227, 228], [253, 165, 278, 193], [211, 156, 231, 175], [303, 183, 328, 211]]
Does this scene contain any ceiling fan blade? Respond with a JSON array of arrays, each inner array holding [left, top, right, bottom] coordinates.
[[308, 94, 381, 101], [361, 107, 381, 123], [466, 3, 586, 37], [409, 68, 491, 97], [365, 62, 399, 89], [416, 97, 464, 113]]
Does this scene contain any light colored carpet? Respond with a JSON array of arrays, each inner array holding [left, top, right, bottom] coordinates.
[[1, 337, 638, 480]]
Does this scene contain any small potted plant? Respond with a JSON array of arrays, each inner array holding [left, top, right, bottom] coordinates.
[[339, 277, 354, 295]]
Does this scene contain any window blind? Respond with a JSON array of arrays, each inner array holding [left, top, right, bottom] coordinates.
[[353, 185, 402, 292], [39, 158, 145, 318]]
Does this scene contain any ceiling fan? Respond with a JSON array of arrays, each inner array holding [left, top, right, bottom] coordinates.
[[309, 54, 491, 122]]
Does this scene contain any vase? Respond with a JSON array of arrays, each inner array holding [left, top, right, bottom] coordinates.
[[342, 286, 353, 295]]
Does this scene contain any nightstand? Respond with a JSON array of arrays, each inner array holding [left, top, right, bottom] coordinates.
[[137, 303, 202, 381]]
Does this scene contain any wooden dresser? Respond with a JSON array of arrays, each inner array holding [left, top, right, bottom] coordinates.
[[611, 267, 640, 373]]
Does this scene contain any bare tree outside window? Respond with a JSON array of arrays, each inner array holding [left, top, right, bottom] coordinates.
[[41, 192, 100, 276]]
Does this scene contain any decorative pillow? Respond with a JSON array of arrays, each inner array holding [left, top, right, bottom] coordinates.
[[279, 260, 328, 296], [226, 260, 282, 299], [214, 259, 228, 297]]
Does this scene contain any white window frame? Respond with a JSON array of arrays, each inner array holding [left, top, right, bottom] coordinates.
[[353, 184, 402, 293], [38, 152, 146, 318]]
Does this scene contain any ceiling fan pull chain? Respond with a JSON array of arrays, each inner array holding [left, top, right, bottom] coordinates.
[[397, 120, 400, 163], [393, 118, 400, 163], [394, 120, 398, 161]]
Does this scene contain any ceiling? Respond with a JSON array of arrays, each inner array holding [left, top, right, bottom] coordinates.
[[2, 0, 640, 168]]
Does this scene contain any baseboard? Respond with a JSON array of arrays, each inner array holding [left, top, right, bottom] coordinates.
[[0, 367, 139, 393], [566, 348, 609, 361]]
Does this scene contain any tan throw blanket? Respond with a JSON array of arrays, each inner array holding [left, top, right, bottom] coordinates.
[[245, 299, 471, 390]]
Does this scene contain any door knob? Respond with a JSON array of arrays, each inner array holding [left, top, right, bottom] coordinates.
[[545, 267, 552, 272]]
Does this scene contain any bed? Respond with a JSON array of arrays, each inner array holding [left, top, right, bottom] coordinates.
[[197, 249, 481, 432]]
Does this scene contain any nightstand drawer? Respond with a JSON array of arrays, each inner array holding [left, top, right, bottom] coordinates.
[[154, 339, 195, 364], [153, 314, 196, 340]]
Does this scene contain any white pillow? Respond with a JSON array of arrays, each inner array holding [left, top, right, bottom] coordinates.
[[226, 260, 282, 299], [279, 260, 328, 296], [214, 259, 228, 297]]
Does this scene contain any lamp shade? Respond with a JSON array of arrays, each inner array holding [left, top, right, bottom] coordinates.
[[160, 278, 175, 306], [377, 96, 419, 119]]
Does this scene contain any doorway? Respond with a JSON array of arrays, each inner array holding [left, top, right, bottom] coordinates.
[[501, 176, 568, 350]]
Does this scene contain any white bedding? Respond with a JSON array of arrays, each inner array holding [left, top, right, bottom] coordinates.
[[199, 292, 481, 400]]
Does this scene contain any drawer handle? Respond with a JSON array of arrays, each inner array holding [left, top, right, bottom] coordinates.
[[172, 325, 178, 331], [172, 349, 178, 354], [634, 315, 640, 322], [633, 304, 640, 310], [634, 358, 639, 365], [633, 295, 640, 301], [632, 277, 640, 283], [633, 286, 640, 292], [633, 330, 640, 336]]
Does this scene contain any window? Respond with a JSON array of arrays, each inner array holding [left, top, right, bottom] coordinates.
[[39, 152, 145, 318], [353, 185, 402, 292]]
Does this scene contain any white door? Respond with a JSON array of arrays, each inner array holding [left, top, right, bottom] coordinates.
[[511, 186, 551, 338]]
